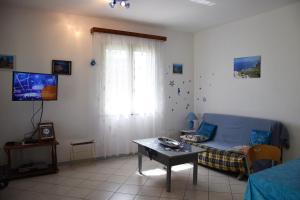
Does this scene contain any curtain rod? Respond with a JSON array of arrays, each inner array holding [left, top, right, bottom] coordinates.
[[90, 27, 167, 42]]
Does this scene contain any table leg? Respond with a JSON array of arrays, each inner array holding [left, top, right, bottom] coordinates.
[[193, 160, 198, 185], [53, 145, 58, 171], [166, 165, 171, 192], [138, 153, 142, 174]]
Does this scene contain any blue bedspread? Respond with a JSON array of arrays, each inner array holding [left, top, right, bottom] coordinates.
[[244, 158, 300, 200]]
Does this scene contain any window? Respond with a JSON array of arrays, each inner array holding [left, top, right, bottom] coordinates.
[[104, 45, 156, 116]]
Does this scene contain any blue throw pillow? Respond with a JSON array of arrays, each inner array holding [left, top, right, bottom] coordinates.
[[250, 130, 272, 146], [196, 122, 217, 140]]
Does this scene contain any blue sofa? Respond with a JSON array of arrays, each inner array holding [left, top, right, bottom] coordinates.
[[188, 113, 289, 175]]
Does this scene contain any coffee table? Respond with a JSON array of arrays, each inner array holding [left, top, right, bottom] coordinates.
[[132, 138, 206, 192]]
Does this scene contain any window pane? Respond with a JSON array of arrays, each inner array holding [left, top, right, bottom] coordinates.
[[133, 50, 156, 115], [105, 48, 131, 115]]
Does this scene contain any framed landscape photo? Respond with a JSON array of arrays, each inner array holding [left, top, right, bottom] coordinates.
[[0, 55, 15, 70], [173, 64, 183, 74], [38, 122, 55, 141], [234, 56, 261, 78], [52, 60, 72, 75]]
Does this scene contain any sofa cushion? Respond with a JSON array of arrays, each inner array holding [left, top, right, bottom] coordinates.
[[196, 122, 217, 140], [250, 130, 272, 145], [200, 141, 234, 150]]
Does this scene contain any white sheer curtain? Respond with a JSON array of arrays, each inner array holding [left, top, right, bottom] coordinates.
[[93, 33, 165, 157]]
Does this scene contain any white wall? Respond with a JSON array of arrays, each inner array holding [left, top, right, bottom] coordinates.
[[0, 6, 194, 163], [194, 2, 300, 160]]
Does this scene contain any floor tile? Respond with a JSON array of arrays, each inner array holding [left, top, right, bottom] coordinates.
[[209, 183, 231, 193], [228, 176, 247, 185], [209, 192, 232, 200], [125, 174, 148, 185], [50, 185, 72, 196], [109, 192, 136, 200], [88, 173, 110, 181], [86, 190, 113, 200], [160, 197, 183, 200], [59, 197, 82, 200], [59, 177, 84, 187], [185, 181, 208, 192], [138, 186, 163, 197], [107, 175, 128, 184], [8, 179, 38, 190], [66, 187, 93, 198], [135, 196, 160, 200], [59, 196, 81, 200], [144, 179, 165, 188], [232, 193, 244, 200], [70, 171, 95, 179], [29, 182, 56, 193], [77, 180, 103, 189], [117, 184, 142, 195], [209, 170, 228, 178], [0, 188, 25, 200], [230, 184, 246, 194], [161, 189, 185, 199], [22, 191, 61, 200], [184, 190, 208, 200], [209, 176, 229, 184], [97, 181, 121, 192], [41, 175, 67, 184]]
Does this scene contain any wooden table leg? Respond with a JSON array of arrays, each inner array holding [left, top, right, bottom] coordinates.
[[51, 144, 54, 168], [166, 165, 171, 192], [193, 160, 198, 185], [53, 144, 58, 171], [138, 153, 142, 174]]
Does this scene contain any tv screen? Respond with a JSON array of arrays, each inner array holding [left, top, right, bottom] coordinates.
[[12, 71, 58, 101]]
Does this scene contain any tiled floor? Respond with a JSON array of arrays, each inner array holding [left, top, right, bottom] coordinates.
[[0, 155, 247, 200]]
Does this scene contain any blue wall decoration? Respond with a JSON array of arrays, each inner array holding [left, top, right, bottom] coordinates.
[[173, 64, 183, 74], [90, 59, 96, 66]]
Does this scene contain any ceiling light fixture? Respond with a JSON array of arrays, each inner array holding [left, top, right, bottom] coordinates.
[[190, 0, 216, 6], [109, 0, 130, 8]]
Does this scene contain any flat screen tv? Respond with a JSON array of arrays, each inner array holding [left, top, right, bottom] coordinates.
[[12, 71, 58, 101]]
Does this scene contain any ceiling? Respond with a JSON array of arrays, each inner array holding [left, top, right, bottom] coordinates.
[[1, 0, 299, 32]]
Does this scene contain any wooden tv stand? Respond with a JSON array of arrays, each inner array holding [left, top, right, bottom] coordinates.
[[3, 140, 59, 180]]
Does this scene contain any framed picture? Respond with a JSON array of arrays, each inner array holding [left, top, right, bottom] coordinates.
[[52, 60, 72, 75], [38, 122, 55, 141], [0, 55, 15, 70], [234, 56, 261, 78], [173, 64, 183, 74]]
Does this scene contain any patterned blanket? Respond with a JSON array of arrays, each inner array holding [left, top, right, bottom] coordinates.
[[185, 141, 247, 174]]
